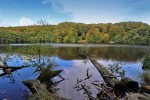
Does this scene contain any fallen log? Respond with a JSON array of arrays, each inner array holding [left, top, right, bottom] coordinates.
[[121, 77, 139, 92], [79, 54, 150, 99], [89, 57, 119, 86], [0, 65, 28, 76], [80, 54, 126, 94], [2, 66, 21, 75], [1, 65, 12, 75], [0, 66, 27, 69]]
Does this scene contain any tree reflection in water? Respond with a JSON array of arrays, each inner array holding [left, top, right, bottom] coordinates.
[[0, 45, 65, 99], [0, 44, 148, 100], [0, 54, 28, 84]]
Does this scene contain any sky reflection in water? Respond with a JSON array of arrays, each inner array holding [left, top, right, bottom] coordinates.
[[0, 44, 148, 100]]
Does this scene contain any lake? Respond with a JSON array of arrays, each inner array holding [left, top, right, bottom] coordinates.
[[0, 43, 149, 100]]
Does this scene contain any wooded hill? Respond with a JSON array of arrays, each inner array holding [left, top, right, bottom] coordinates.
[[0, 22, 150, 45]]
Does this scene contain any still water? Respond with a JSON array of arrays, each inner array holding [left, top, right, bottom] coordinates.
[[0, 43, 149, 100]]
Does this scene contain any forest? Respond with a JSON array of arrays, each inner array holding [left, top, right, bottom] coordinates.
[[0, 21, 150, 45]]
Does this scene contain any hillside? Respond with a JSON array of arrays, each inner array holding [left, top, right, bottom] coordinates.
[[0, 22, 150, 45]]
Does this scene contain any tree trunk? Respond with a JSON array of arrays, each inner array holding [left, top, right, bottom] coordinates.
[[79, 53, 127, 93]]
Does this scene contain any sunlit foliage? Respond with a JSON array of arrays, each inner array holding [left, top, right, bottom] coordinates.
[[0, 22, 149, 44]]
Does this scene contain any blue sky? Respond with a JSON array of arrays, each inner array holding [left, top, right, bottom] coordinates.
[[0, 0, 150, 26]]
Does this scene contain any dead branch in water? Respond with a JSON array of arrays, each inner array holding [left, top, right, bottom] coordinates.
[[0, 65, 28, 69], [78, 53, 150, 100], [0, 65, 28, 77], [74, 68, 92, 88], [79, 53, 127, 94]]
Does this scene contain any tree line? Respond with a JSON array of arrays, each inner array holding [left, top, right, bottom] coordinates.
[[0, 21, 149, 45]]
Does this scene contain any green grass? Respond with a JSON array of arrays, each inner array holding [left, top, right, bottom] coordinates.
[[142, 54, 150, 69], [141, 70, 150, 85]]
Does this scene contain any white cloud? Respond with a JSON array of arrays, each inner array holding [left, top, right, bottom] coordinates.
[[42, 0, 131, 23], [42, 0, 150, 24], [19, 17, 34, 26]]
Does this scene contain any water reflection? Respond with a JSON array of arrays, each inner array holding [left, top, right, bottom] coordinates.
[[0, 44, 148, 100], [0, 44, 147, 62], [97, 59, 143, 82], [54, 59, 102, 100]]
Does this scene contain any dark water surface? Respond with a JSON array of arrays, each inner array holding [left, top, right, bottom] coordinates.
[[0, 43, 149, 100]]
